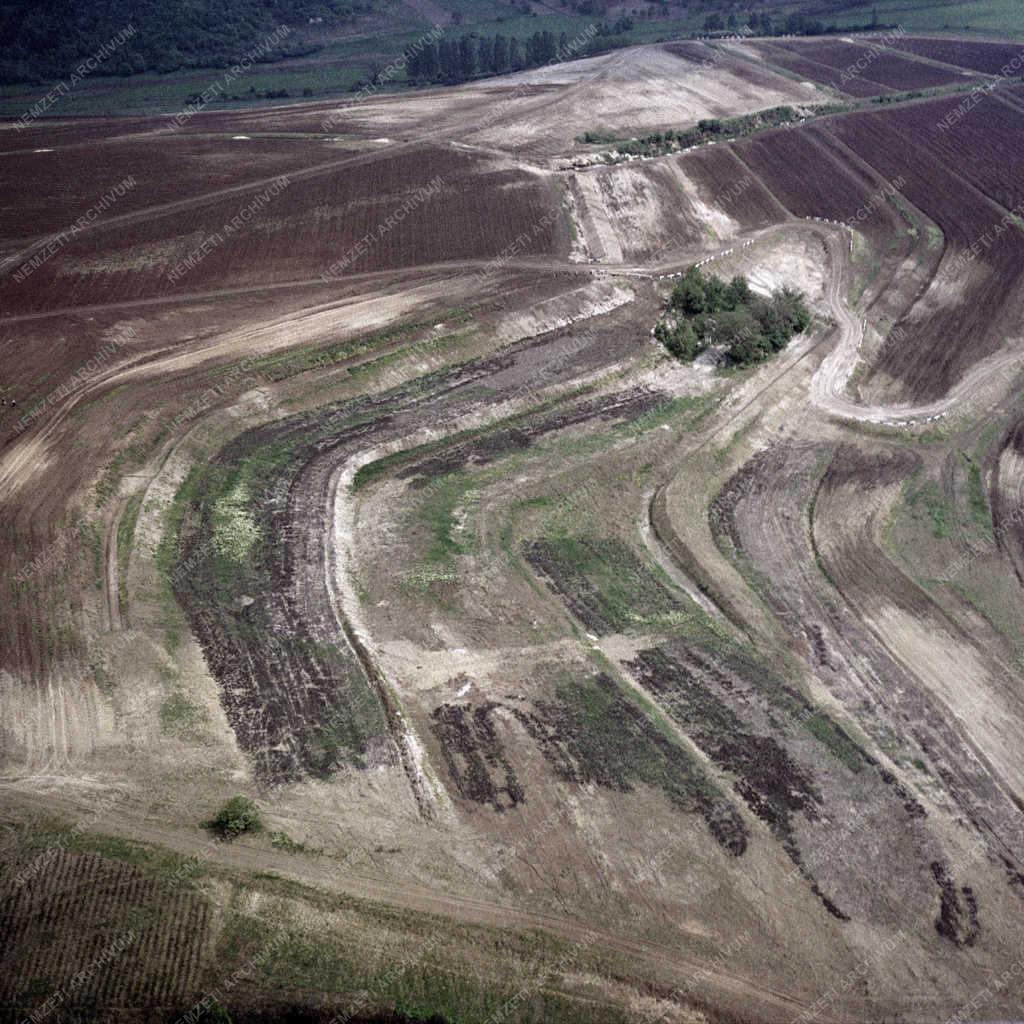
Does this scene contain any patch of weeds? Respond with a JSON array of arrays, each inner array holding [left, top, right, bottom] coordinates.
[[401, 565, 459, 593], [88, 651, 115, 695], [214, 897, 631, 1024], [155, 467, 204, 651], [92, 425, 159, 509], [418, 475, 479, 563], [212, 480, 260, 563], [243, 310, 479, 384], [432, 669, 746, 853], [351, 389, 588, 492], [160, 687, 208, 738], [949, 581, 1024, 666], [542, 673, 748, 854], [116, 491, 143, 611], [961, 453, 993, 538], [906, 478, 953, 538], [268, 831, 319, 855], [76, 517, 104, 591], [347, 329, 471, 381], [801, 712, 865, 774], [915, 422, 953, 444], [524, 535, 687, 635]]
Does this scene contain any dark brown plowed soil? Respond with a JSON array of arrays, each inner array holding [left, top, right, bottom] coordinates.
[[734, 123, 910, 254], [890, 36, 1024, 77], [829, 104, 1024, 401], [775, 39, 968, 91], [680, 145, 786, 229], [749, 41, 886, 96], [0, 143, 569, 315]]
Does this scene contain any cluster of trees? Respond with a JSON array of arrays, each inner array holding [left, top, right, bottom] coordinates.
[[590, 105, 800, 159], [0, 0, 361, 83], [405, 29, 587, 85], [703, 7, 890, 37], [186, 86, 297, 104], [655, 268, 811, 367]]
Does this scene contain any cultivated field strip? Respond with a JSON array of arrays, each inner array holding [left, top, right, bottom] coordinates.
[[773, 38, 972, 91], [889, 36, 1024, 76], [0, 143, 569, 315], [0, 850, 209, 1006]]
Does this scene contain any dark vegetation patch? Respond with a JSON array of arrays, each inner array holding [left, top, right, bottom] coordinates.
[[878, 769, 928, 819], [654, 267, 811, 366], [930, 861, 981, 947], [0, 0, 337, 83], [626, 646, 856, 920], [906, 476, 954, 538], [166, 416, 394, 783], [403, 28, 627, 87], [430, 702, 526, 812], [393, 389, 665, 488], [523, 535, 686, 635], [700, 9, 890, 38], [626, 648, 820, 836], [169, 1008, 450, 1023], [0, 825, 634, 1024], [431, 673, 749, 855], [206, 796, 263, 840]]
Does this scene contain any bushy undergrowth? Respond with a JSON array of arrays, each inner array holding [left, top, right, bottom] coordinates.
[[655, 267, 811, 367]]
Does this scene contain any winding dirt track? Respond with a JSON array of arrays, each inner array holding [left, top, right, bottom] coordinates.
[[809, 226, 1023, 427]]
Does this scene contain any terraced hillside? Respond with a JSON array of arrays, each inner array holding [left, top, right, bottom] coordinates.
[[2, 33, 1024, 1024]]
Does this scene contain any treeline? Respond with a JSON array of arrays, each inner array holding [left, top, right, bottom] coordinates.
[[702, 8, 894, 37], [405, 29, 596, 85], [655, 267, 811, 367], [0, 0, 365, 84], [585, 105, 802, 159]]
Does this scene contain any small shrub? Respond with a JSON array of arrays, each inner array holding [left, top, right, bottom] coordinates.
[[207, 796, 262, 840]]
